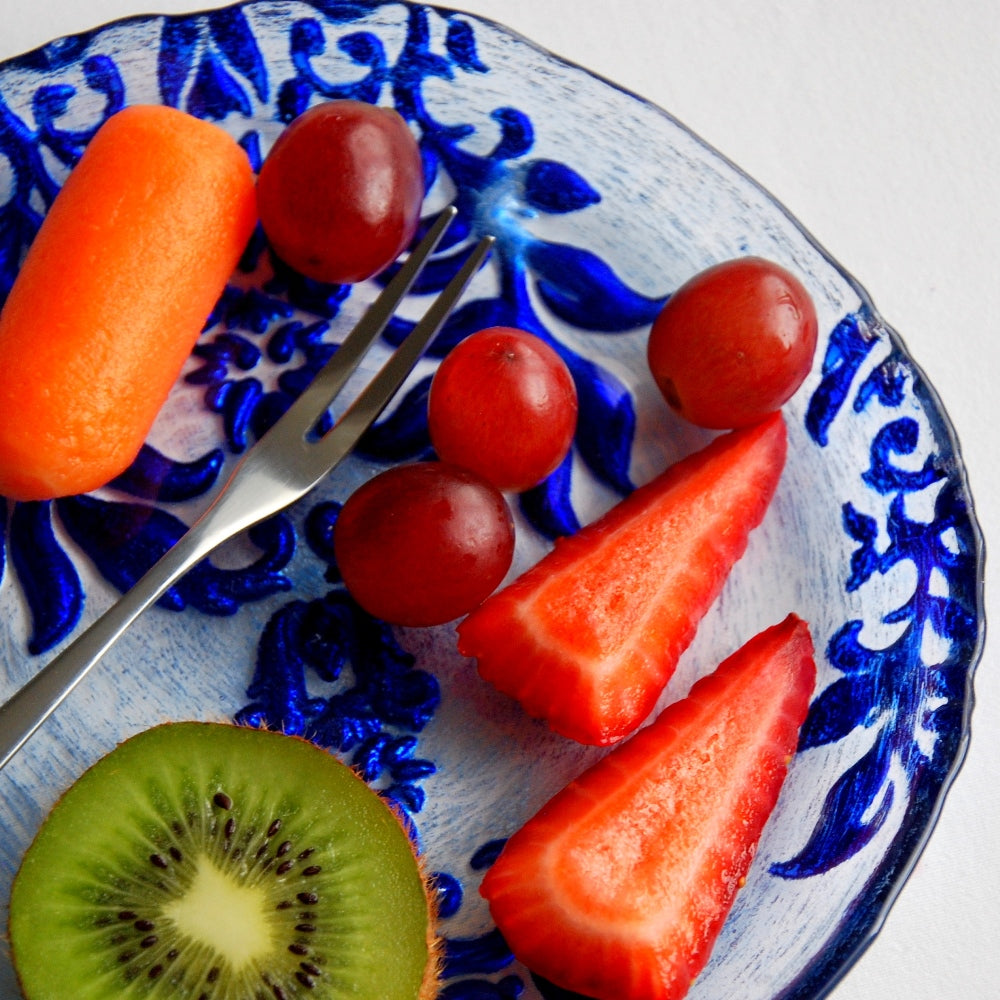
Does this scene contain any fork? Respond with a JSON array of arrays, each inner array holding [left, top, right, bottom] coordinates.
[[0, 206, 492, 772]]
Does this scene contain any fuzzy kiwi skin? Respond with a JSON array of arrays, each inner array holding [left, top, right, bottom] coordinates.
[[8, 721, 441, 1000]]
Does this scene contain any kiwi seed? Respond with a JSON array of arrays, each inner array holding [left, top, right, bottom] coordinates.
[[8, 722, 440, 999]]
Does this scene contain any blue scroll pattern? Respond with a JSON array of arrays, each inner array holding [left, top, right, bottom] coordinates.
[[775, 308, 978, 881], [0, 4, 982, 999]]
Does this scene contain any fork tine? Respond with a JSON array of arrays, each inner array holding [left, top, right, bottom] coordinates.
[[276, 205, 458, 441], [308, 232, 495, 474]]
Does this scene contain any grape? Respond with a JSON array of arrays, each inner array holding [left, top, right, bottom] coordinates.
[[647, 257, 818, 429], [257, 99, 424, 284], [334, 462, 515, 627], [428, 327, 578, 492]]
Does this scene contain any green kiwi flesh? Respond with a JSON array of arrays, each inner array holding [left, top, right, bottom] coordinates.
[[8, 722, 439, 1000]]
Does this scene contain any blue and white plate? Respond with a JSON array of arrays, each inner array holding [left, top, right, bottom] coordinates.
[[0, 3, 985, 998]]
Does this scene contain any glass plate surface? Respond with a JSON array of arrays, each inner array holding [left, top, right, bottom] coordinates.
[[0, 2, 985, 998]]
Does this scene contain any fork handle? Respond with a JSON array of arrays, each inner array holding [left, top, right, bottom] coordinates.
[[0, 513, 220, 771], [0, 423, 308, 773]]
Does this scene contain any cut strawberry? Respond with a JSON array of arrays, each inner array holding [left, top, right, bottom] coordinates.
[[479, 614, 816, 1000], [457, 412, 787, 745]]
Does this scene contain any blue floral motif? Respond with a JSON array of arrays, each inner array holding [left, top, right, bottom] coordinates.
[[420, 841, 528, 998], [159, 8, 269, 119], [235, 501, 441, 836], [773, 310, 979, 881], [57, 495, 294, 615], [109, 444, 226, 503], [0, 59, 124, 301], [9, 501, 84, 655]]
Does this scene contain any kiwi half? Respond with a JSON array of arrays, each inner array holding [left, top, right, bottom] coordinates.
[[8, 722, 440, 999]]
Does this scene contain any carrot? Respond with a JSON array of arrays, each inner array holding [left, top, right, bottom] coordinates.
[[0, 104, 257, 501]]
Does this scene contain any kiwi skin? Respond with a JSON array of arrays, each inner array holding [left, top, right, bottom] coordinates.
[[8, 721, 442, 1000]]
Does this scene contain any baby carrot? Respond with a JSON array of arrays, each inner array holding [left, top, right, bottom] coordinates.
[[0, 104, 257, 501]]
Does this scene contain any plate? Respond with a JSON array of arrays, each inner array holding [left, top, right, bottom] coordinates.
[[0, 2, 985, 998]]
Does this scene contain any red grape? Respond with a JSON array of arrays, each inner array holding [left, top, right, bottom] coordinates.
[[257, 99, 424, 284], [334, 462, 515, 627], [428, 327, 578, 492], [647, 257, 818, 429]]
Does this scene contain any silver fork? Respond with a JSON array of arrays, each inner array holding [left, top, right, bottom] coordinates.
[[0, 206, 492, 772]]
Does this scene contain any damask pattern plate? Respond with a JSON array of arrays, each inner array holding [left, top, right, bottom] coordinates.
[[0, 3, 984, 998]]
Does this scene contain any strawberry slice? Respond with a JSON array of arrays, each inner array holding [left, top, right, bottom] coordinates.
[[457, 412, 787, 745], [479, 614, 816, 1000]]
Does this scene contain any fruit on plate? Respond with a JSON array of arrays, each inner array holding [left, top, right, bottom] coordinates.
[[480, 614, 816, 1000], [257, 99, 424, 284], [647, 256, 818, 429], [0, 104, 257, 501], [7, 722, 440, 1000], [427, 326, 578, 492], [334, 461, 515, 626], [457, 411, 788, 745]]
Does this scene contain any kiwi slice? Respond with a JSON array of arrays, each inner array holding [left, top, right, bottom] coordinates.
[[8, 722, 440, 999]]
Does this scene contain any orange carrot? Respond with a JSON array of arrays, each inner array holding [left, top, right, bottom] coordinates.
[[0, 104, 257, 501]]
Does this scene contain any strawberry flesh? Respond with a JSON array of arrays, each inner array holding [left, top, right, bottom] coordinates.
[[457, 412, 788, 745], [479, 614, 816, 1000]]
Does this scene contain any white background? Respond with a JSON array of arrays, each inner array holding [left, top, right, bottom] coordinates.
[[2, 2, 997, 999]]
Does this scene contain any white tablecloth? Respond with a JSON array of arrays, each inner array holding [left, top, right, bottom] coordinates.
[[2, 2, 997, 998]]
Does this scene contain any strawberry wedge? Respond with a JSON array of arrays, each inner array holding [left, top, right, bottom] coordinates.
[[457, 412, 787, 745], [480, 615, 816, 1000]]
